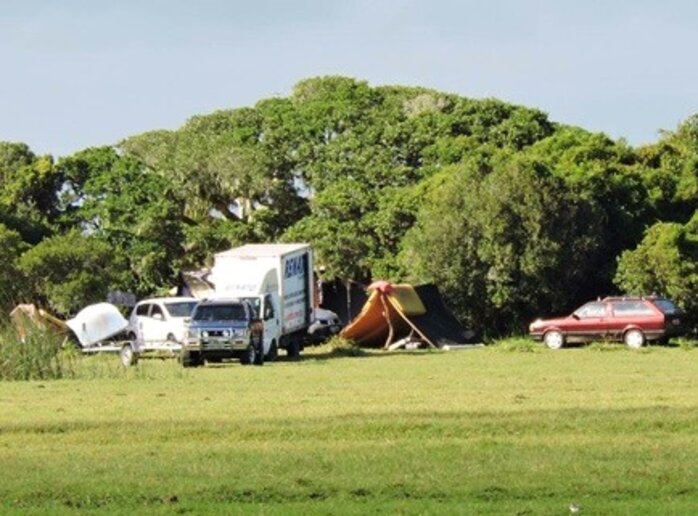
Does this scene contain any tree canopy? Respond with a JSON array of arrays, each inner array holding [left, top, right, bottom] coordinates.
[[1, 76, 696, 334]]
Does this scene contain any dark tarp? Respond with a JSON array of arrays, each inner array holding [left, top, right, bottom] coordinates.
[[411, 285, 475, 347]]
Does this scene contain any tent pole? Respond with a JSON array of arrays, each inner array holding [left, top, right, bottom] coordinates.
[[380, 293, 395, 349], [386, 296, 438, 349]]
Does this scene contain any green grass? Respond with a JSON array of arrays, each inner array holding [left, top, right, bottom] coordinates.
[[1, 344, 697, 514]]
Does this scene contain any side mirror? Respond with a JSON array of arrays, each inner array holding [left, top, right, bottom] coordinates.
[[572, 313, 580, 320]]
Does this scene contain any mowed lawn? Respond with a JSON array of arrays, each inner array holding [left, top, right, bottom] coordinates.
[[1, 345, 697, 515]]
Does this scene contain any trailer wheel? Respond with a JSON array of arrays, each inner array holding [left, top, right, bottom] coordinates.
[[120, 343, 138, 367]]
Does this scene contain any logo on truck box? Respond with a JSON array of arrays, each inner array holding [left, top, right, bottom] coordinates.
[[284, 256, 305, 279]]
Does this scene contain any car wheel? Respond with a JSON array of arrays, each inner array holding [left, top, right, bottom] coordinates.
[[266, 340, 278, 361], [120, 343, 138, 367], [543, 330, 564, 350], [624, 329, 646, 349]]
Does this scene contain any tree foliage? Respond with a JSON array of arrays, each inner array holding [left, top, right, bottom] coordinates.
[[401, 152, 604, 334], [0, 76, 696, 334], [615, 212, 698, 321], [18, 231, 124, 316]]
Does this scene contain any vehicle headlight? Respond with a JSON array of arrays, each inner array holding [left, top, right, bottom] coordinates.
[[222, 329, 231, 338], [201, 330, 209, 339], [233, 328, 246, 337]]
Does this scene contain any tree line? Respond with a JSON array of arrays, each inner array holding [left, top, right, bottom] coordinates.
[[1, 76, 695, 335]]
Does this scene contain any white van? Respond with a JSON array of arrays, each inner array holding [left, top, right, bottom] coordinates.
[[127, 297, 198, 347]]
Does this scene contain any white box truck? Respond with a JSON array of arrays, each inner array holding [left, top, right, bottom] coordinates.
[[207, 243, 315, 358]]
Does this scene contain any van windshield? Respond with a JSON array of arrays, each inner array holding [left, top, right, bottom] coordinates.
[[165, 302, 198, 317], [193, 304, 247, 322]]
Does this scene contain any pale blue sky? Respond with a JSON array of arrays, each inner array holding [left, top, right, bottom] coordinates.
[[2, 0, 697, 157]]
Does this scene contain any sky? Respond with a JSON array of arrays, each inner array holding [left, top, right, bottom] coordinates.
[[2, 0, 698, 157]]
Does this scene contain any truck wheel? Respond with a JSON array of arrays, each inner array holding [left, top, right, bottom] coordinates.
[[266, 340, 278, 362], [286, 338, 300, 359], [181, 350, 201, 368], [253, 334, 264, 366], [120, 343, 138, 367]]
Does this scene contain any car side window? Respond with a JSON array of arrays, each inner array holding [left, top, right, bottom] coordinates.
[[150, 304, 164, 320], [575, 302, 607, 318], [136, 303, 150, 316], [612, 301, 655, 316]]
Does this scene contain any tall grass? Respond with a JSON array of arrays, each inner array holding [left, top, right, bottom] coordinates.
[[0, 323, 78, 381]]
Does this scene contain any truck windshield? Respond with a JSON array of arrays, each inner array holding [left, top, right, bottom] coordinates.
[[165, 302, 198, 317], [193, 304, 246, 322]]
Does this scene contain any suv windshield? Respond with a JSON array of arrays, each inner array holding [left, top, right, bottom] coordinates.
[[653, 299, 680, 314], [193, 304, 247, 322], [165, 302, 198, 317]]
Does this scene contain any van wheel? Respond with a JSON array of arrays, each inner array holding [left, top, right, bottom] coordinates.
[[624, 329, 645, 349], [120, 343, 138, 367], [543, 330, 564, 350], [266, 340, 278, 361]]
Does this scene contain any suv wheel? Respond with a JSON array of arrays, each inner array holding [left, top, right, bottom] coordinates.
[[543, 330, 564, 350], [240, 340, 257, 366], [253, 334, 264, 366], [181, 350, 202, 368], [624, 329, 645, 349]]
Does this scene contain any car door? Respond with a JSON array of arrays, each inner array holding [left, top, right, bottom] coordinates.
[[134, 302, 152, 345], [261, 293, 280, 354], [572, 301, 610, 341], [148, 303, 168, 345]]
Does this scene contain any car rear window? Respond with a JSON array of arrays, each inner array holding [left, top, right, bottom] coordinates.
[[611, 301, 655, 316], [652, 299, 680, 314], [193, 304, 247, 322]]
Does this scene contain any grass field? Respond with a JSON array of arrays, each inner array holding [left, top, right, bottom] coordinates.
[[1, 342, 697, 515]]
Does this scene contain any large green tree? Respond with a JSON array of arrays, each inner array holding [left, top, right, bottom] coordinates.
[[615, 212, 698, 327], [57, 147, 187, 295], [18, 230, 125, 316], [401, 152, 604, 335]]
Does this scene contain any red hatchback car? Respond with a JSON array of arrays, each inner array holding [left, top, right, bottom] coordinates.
[[529, 296, 685, 349]]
